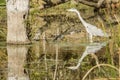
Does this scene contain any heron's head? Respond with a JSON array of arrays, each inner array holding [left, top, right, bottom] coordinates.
[[67, 8, 78, 13]]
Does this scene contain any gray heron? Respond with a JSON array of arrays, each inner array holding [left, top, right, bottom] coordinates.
[[67, 8, 108, 43]]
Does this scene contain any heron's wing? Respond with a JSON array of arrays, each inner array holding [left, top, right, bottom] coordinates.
[[86, 23, 108, 37]]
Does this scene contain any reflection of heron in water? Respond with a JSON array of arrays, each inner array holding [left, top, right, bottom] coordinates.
[[67, 8, 109, 43], [67, 42, 107, 70]]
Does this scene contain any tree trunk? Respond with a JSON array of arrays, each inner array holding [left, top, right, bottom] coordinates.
[[6, 0, 30, 44]]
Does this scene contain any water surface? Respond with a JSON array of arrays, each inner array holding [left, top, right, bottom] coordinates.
[[0, 40, 119, 80]]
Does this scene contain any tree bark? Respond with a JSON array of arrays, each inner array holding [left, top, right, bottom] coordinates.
[[6, 0, 30, 44]]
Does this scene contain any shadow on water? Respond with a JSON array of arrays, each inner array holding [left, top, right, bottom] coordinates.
[[0, 40, 119, 80]]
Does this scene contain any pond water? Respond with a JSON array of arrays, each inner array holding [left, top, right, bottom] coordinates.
[[0, 40, 119, 80]]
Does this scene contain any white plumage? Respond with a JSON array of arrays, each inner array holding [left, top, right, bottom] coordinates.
[[67, 8, 108, 42], [85, 23, 108, 37]]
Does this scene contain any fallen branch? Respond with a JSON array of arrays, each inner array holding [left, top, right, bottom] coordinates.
[[77, 0, 104, 8], [82, 64, 119, 80]]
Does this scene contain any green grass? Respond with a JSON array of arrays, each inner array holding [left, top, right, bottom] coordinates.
[[0, 0, 5, 5], [30, 1, 93, 16]]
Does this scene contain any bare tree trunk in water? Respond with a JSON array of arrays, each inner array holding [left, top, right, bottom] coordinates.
[[7, 45, 29, 80], [6, 0, 30, 44]]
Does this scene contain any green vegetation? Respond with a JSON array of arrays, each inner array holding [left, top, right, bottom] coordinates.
[[0, 1, 120, 79], [0, 7, 6, 41], [0, 0, 6, 41], [0, 1, 120, 43], [0, 0, 5, 5], [25, 1, 120, 79]]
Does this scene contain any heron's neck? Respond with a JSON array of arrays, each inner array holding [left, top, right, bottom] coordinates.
[[76, 11, 86, 24]]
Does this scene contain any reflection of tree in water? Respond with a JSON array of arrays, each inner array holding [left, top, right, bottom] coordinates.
[[26, 40, 59, 80], [7, 45, 29, 80]]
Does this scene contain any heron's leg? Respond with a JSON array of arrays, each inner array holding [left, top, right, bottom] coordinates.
[[89, 34, 93, 43]]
